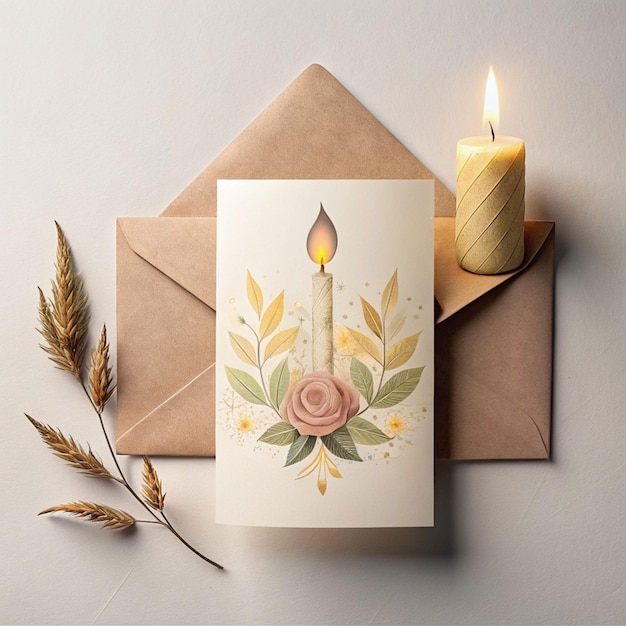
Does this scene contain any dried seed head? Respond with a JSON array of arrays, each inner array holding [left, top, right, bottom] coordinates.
[[37, 222, 90, 379], [39, 502, 136, 530], [25, 414, 116, 481], [88, 324, 116, 413], [141, 456, 166, 511]]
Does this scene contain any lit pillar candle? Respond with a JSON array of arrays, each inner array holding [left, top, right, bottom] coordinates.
[[455, 67, 525, 274], [307, 204, 337, 373]]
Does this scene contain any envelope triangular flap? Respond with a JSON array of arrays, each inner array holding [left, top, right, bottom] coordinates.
[[435, 219, 555, 323], [117, 366, 215, 456], [118, 217, 216, 309], [160, 64, 456, 219]]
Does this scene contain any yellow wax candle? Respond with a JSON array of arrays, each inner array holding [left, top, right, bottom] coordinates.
[[455, 68, 525, 274]]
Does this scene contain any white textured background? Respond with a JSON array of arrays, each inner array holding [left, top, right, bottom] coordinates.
[[1, 1, 624, 624]]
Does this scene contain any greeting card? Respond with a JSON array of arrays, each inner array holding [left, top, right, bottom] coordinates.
[[216, 180, 434, 527]]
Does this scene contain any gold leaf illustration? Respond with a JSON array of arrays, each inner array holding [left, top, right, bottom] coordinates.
[[360, 297, 383, 340], [346, 327, 383, 365], [295, 443, 342, 496], [385, 332, 421, 370], [328, 465, 342, 479], [228, 331, 258, 366], [381, 269, 399, 321], [386, 310, 407, 341], [296, 446, 323, 479], [317, 473, 327, 496], [259, 291, 284, 339], [263, 326, 299, 361], [246, 270, 263, 318]]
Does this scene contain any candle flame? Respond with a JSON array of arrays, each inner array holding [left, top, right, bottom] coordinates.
[[307, 203, 337, 268], [482, 66, 500, 132]]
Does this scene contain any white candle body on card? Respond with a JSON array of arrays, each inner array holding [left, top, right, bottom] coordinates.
[[312, 271, 334, 373]]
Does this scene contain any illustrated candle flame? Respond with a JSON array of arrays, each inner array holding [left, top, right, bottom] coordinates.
[[307, 203, 337, 272], [483, 66, 499, 141]]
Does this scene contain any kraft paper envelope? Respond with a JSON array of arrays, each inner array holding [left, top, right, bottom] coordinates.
[[116, 64, 554, 460], [434, 218, 554, 460], [116, 217, 217, 455]]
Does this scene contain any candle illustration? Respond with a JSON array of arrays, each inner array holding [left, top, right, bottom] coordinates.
[[307, 204, 338, 373], [455, 67, 525, 274]]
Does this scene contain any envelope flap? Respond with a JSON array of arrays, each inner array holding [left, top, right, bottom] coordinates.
[[117, 217, 216, 310], [435, 218, 555, 323], [160, 63, 456, 219]]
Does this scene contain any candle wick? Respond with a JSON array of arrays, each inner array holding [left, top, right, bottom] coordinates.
[[489, 121, 495, 142], [320, 263, 325, 274]]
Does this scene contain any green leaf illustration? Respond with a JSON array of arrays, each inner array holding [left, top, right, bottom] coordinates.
[[269, 356, 291, 409], [225, 366, 267, 405], [259, 291, 284, 339], [350, 357, 373, 404], [228, 331, 258, 367], [371, 367, 424, 408], [346, 327, 383, 364], [258, 422, 298, 446], [360, 296, 383, 340], [381, 269, 398, 321], [285, 434, 317, 467], [347, 416, 392, 445], [263, 326, 299, 361], [385, 332, 421, 370], [246, 270, 263, 318], [321, 426, 362, 462]]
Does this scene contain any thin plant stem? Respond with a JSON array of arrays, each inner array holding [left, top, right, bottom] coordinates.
[[161, 511, 224, 570], [77, 377, 224, 569], [356, 307, 389, 417], [244, 321, 281, 418]]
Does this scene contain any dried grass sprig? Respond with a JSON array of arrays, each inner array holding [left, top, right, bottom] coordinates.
[[25, 414, 120, 482], [37, 222, 90, 379], [88, 324, 116, 413], [39, 502, 137, 530], [29, 221, 224, 570], [141, 456, 166, 511]]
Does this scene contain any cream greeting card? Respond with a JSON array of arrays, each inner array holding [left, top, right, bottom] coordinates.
[[216, 180, 434, 527]]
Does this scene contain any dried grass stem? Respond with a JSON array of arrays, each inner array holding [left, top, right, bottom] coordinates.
[[30, 221, 224, 570]]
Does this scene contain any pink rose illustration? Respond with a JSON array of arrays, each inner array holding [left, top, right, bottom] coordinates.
[[281, 371, 361, 437]]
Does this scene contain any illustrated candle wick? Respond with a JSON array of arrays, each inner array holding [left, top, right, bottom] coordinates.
[[489, 120, 495, 142]]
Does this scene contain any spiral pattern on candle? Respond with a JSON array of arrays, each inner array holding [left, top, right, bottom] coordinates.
[[455, 141, 525, 274]]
